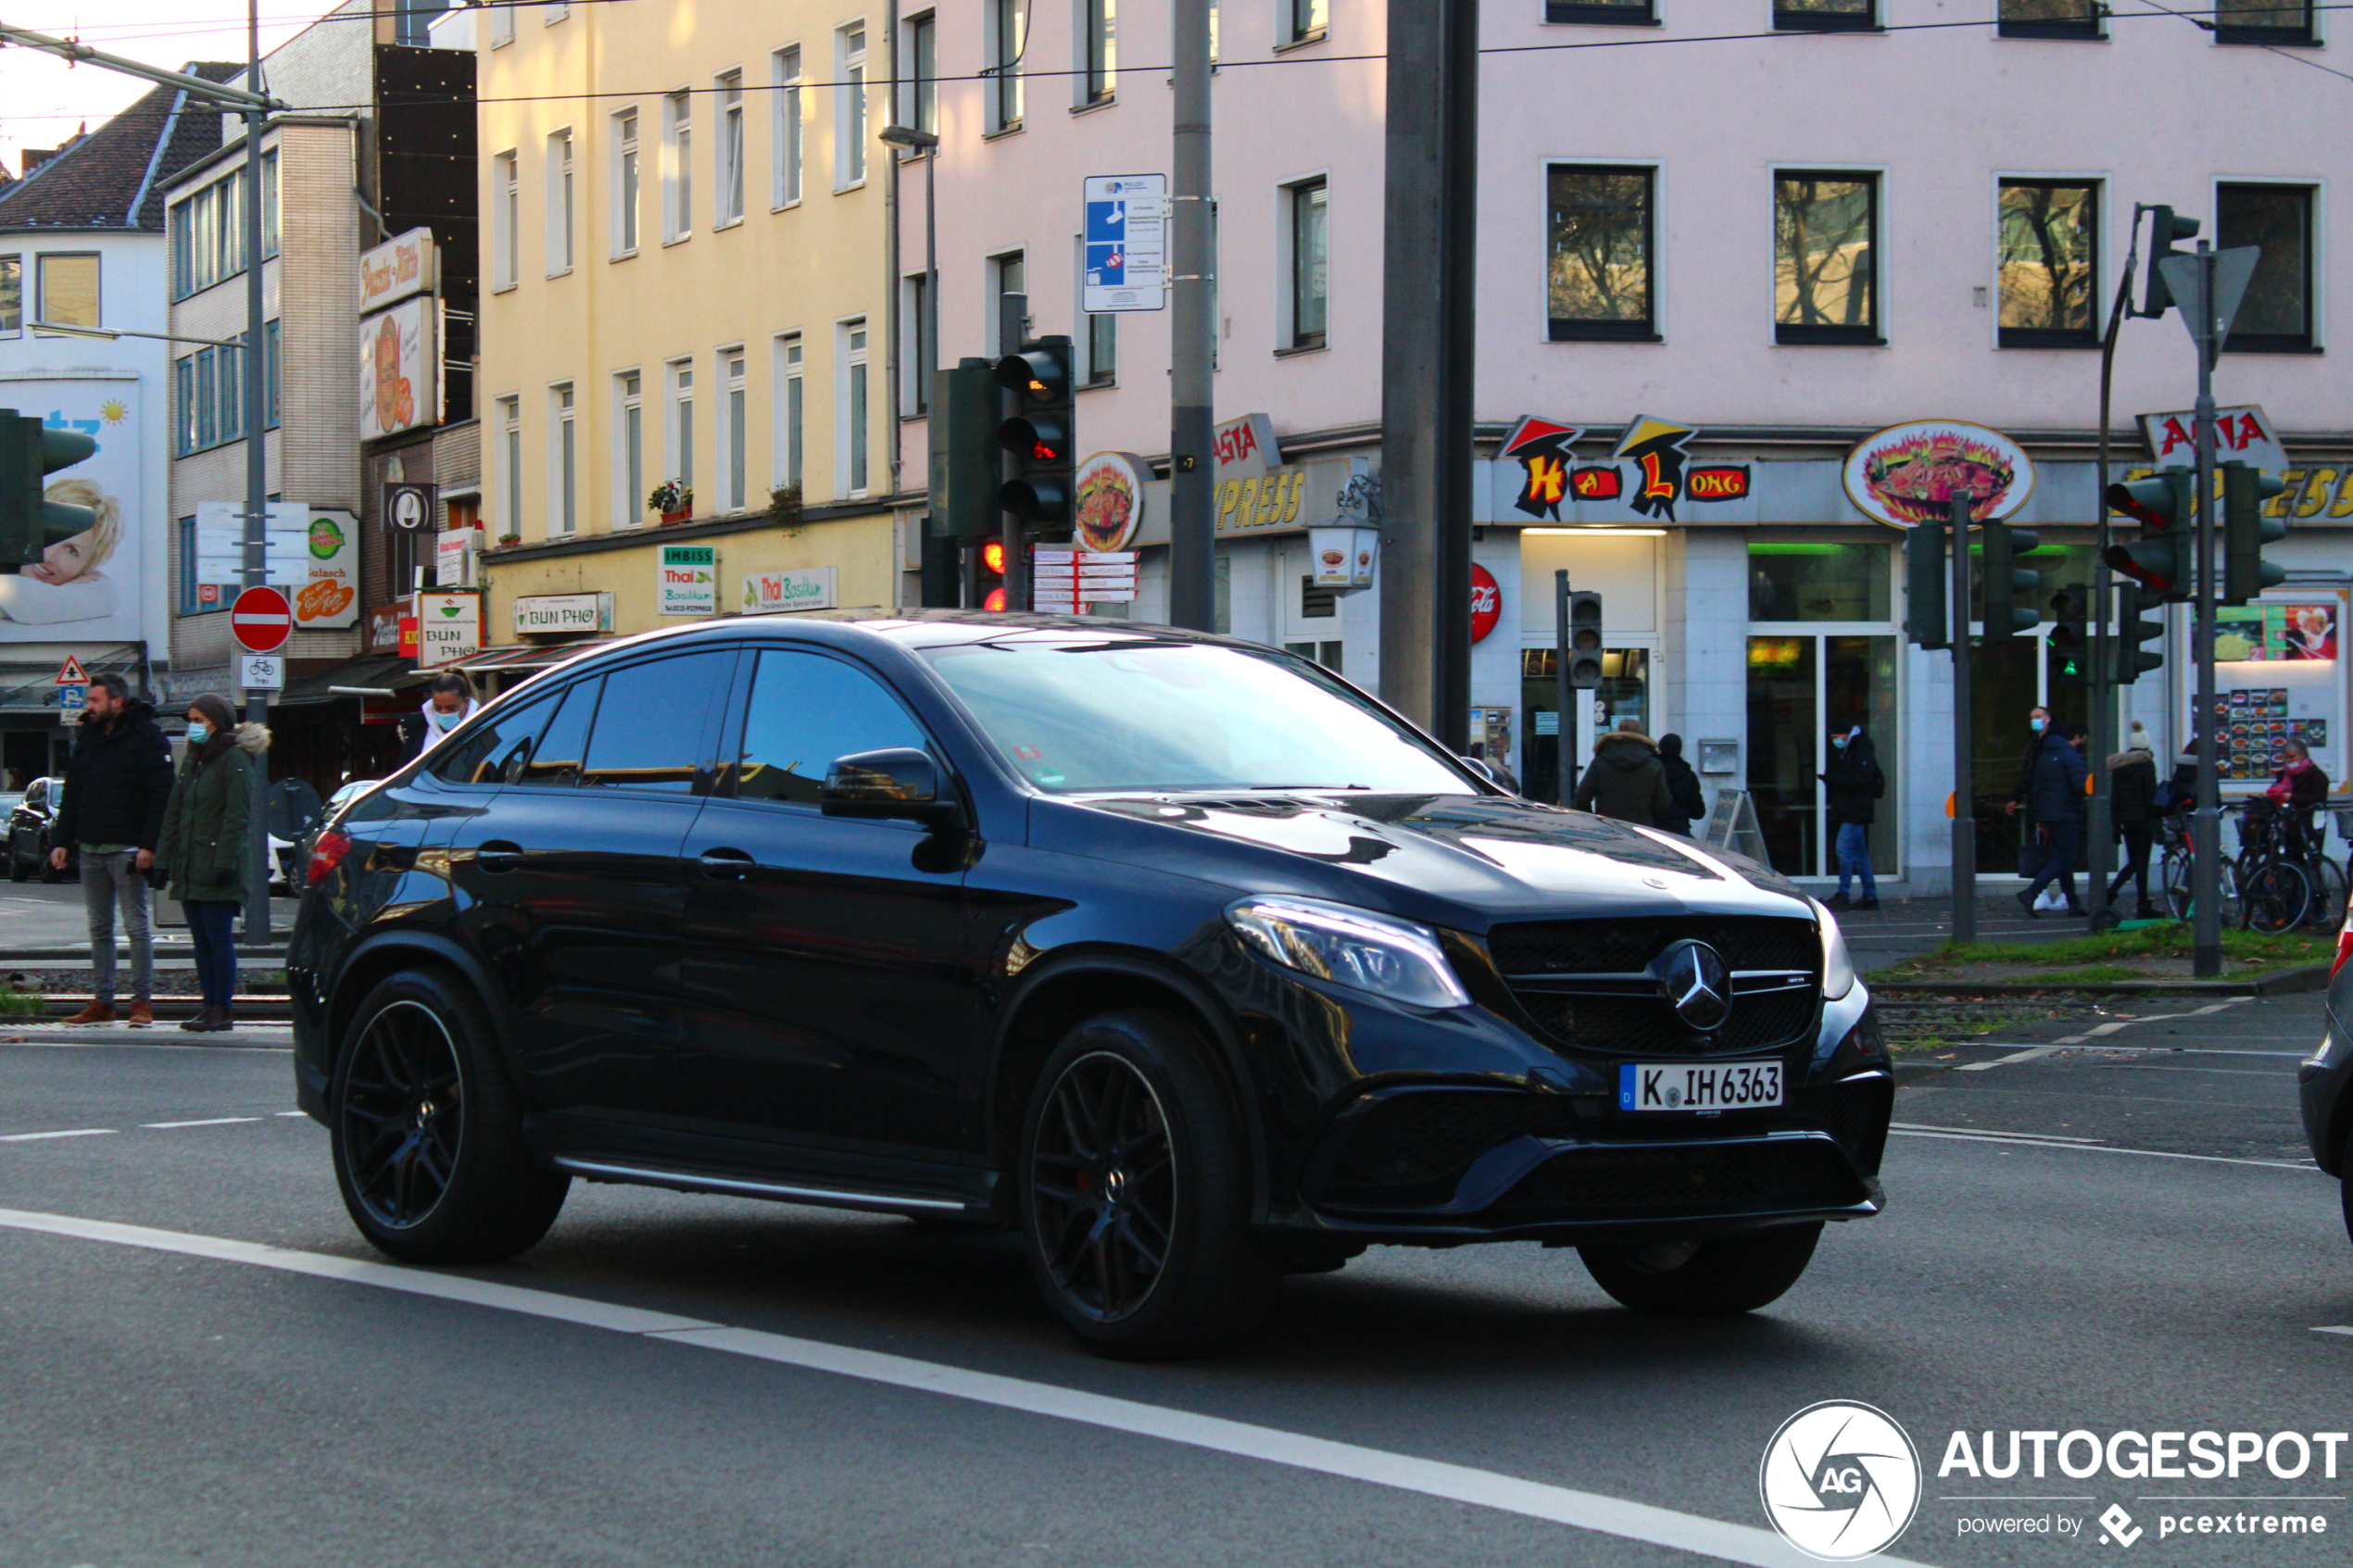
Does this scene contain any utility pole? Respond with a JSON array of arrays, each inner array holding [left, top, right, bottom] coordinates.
[[1950, 494, 1976, 945], [1378, 0, 1478, 746], [239, 0, 272, 942], [1164, 0, 1214, 631], [996, 291, 1028, 612], [1553, 570, 1571, 806], [2188, 244, 2222, 978], [2085, 218, 2145, 928]]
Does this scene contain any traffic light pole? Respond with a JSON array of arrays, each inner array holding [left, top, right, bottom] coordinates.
[[1553, 570, 1571, 807], [997, 292, 1029, 613], [1950, 495, 1976, 946], [239, 3, 272, 945], [2189, 245, 2223, 978], [2085, 236, 2142, 928], [1164, 0, 1215, 632]]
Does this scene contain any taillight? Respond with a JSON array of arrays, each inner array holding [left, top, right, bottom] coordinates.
[[307, 829, 353, 887], [2333, 922, 2353, 981]]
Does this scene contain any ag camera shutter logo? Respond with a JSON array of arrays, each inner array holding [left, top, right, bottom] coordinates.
[[1759, 1400, 1921, 1561]]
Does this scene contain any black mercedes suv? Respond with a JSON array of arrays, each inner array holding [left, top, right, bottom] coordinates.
[[290, 611, 1891, 1357]]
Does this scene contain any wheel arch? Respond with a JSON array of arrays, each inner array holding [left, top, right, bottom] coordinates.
[[326, 931, 524, 1099], [986, 950, 1269, 1223]]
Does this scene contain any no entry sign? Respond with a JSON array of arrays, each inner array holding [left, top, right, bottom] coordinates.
[[231, 584, 295, 655]]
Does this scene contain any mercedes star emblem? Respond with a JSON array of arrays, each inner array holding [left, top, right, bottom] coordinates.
[[1652, 939, 1732, 1033]]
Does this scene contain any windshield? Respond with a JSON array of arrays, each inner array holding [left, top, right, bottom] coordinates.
[[920, 633, 1478, 796]]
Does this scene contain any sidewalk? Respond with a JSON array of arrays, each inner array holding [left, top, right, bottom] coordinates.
[[1832, 894, 2103, 972]]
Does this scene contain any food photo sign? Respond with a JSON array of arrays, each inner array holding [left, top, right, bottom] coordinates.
[[1842, 420, 2035, 527]]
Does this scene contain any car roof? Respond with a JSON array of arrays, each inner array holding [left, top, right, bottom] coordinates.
[[548, 608, 1265, 663]]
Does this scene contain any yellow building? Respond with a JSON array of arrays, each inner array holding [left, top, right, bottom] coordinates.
[[471, 0, 905, 649]]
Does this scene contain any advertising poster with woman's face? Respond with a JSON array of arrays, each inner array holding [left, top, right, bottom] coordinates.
[[0, 381, 140, 641]]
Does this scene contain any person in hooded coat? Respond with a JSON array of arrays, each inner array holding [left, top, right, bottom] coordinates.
[[157, 692, 268, 1033], [1572, 719, 1673, 827], [2105, 723, 2161, 919], [1655, 733, 1707, 837], [1820, 725, 1886, 910], [2016, 723, 2091, 918]]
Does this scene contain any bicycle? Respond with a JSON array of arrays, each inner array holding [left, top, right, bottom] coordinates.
[[2233, 798, 2313, 935], [2158, 809, 2242, 927]]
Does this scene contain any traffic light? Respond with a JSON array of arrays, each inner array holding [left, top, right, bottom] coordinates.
[[2103, 472, 2196, 603], [2221, 460, 2288, 606], [0, 409, 97, 570], [1979, 520, 2042, 640], [995, 335, 1075, 531], [1567, 591, 1604, 688], [2113, 584, 2167, 685], [976, 538, 1008, 612], [2137, 207, 2202, 318], [929, 359, 1000, 541], [1903, 520, 1948, 649], [2047, 583, 2089, 685]]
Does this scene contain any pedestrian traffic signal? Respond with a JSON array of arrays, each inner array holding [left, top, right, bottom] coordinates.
[[2221, 460, 2288, 606], [2047, 583, 2090, 684], [976, 538, 1008, 612], [2103, 472, 2196, 603], [0, 409, 97, 571], [2113, 584, 2167, 684], [1979, 521, 2042, 640], [1567, 591, 1604, 688], [995, 336, 1075, 531], [2137, 207, 2202, 319], [929, 359, 1000, 539], [1903, 519, 1948, 650]]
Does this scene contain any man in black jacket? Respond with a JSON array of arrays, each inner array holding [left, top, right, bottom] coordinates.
[[1821, 726, 1886, 910], [50, 674, 175, 1025], [2015, 723, 2091, 918]]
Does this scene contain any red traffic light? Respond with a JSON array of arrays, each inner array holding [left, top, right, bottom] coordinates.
[[980, 539, 1008, 575], [982, 586, 1008, 612]]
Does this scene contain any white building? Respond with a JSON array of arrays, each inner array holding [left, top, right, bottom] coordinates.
[[896, 0, 2352, 894]]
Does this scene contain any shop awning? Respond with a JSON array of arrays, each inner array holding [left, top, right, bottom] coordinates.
[[272, 654, 428, 708], [453, 641, 612, 674]]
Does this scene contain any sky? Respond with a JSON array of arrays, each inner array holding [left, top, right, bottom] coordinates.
[[0, 3, 334, 176]]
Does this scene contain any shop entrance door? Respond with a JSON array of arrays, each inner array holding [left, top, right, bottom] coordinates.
[[1969, 629, 2086, 873], [1521, 646, 1651, 805], [1744, 634, 1900, 878]]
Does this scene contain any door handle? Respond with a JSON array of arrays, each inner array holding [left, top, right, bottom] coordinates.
[[698, 847, 756, 881], [474, 839, 523, 873]]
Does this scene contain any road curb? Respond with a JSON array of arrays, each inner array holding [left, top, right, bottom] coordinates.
[[0, 947, 290, 963], [1870, 963, 2330, 998], [19, 996, 296, 1022]]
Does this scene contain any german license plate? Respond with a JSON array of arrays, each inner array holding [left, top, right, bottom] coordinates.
[[1617, 1060, 1784, 1112]]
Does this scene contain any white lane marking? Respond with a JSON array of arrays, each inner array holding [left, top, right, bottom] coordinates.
[[1956, 1001, 2251, 1071], [275, 1110, 309, 1118], [2315, 1326, 2353, 1339], [0, 1128, 114, 1143], [0, 1207, 1915, 1568], [1891, 1128, 2318, 1172], [1957, 1047, 2062, 1072], [141, 1117, 263, 1129], [1888, 1122, 2103, 1144]]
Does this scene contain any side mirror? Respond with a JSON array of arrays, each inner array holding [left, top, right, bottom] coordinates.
[[1457, 755, 1501, 788], [822, 747, 963, 830]]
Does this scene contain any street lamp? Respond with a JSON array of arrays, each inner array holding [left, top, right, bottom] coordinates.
[[877, 124, 940, 442], [30, 321, 247, 349]]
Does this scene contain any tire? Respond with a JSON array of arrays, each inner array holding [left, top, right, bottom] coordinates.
[[6, 846, 23, 883], [2308, 856, 2347, 933], [2242, 859, 2310, 935], [2161, 848, 2193, 921], [1580, 1223, 1824, 1316], [1017, 1009, 1277, 1360], [329, 967, 568, 1263]]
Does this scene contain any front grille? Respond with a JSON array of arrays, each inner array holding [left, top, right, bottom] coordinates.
[[1494, 1137, 1864, 1218], [1318, 1091, 1577, 1208], [1485, 915, 1821, 1056]]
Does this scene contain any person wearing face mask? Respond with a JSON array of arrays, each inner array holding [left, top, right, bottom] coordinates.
[[156, 693, 268, 1032], [401, 671, 481, 762], [2015, 723, 2091, 918], [1819, 725, 1886, 910], [2005, 706, 2054, 885]]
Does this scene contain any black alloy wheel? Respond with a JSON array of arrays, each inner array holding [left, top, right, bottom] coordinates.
[[1029, 1050, 1178, 1323], [330, 968, 568, 1263], [1018, 1010, 1277, 1359]]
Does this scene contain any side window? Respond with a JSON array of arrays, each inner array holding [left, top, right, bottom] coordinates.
[[510, 677, 598, 786], [429, 687, 561, 786], [578, 651, 734, 792], [730, 648, 928, 806]]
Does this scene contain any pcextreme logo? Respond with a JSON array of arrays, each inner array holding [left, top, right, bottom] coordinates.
[[1760, 1400, 1923, 1562]]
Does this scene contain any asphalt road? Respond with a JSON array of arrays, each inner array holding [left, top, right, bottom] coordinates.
[[2, 995, 2348, 1568]]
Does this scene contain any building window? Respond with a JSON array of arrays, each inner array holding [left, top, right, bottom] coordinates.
[[716, 71, 746, 225], [1544, 0, 1656, 23], [2219, 182, 2316, 353], [2217, 0, 2315, 44], [1547, 164, 1655, 342], [261, 150, 279, 259], [1071, 234, 1117, 385], [177, 515, 201, 615], [493, 150, 519, 289], [33, 252, 99, 330], [773, 46, 803, 207], [668, 358, 696, 494], [617, 370, 645, 525], [1290, 0, 1329, 43], [265, 319, 281, 429], [1288, 179, 1328, 349], [663, 91, 693, 241], [1774, 171, 1881, 345], [1996, 0, 2103, 38], [0, 255, 19, 336], [1775, 0, 1876, 31], [549, 383, 577, 535], [499, 395, 522, 537], [989, 0, 1026, 131], [218, 334, 244, 444], [174, 355, 196, 455], [1996, 179, 2097, 348], [840, 320, 870, 496], [547, 130, 574, 273], [836, 25, 868, 189], [722, 350, 748, 512], [195, 348, 219, 449], [612, 107, 641, 255], [903, 273, 932, 412], [545, 0, 569, 20], [170, 171, 254, 298], [906, 13, 938, 134], [774, 333, 804, 491], [1082, 0, 1117, 106], [489, 0, 516, 44], [990, 251, 1026, 356]]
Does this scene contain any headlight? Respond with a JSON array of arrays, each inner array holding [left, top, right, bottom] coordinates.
[[1226, 896, 1471, 1010], [1814, 899, 1856, 1001]]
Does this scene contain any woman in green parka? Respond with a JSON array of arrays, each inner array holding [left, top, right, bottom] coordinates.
[[157, 692, 268, 1033]]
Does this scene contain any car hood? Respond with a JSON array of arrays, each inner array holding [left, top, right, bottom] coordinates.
[[1063, 791, 1814, 929]]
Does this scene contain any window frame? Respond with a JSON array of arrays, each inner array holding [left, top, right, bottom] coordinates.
[[492, 149, 520, 291], [615, 370, 646, 526], [838, 317, 871, 497], [1282, 176, 1330, 351], [1994, 0, 2105, 39], [1771, 168, 1885, 347], [1774, 0, 1879, 31], [835, 24, 869, 191], [2217, 180, 2320, 354], [902, 272, 933, 413], [1073, 234, 1117, 386], [1543, 0, 1658, 25], [773, 46, 805, 209], [904, 12, 938, 134], [1994, 176, 2101, 350], [662, 89, 694, 244], [2216, 0, 2318, 45], [498, 395, 523, 539], [548, 383, 577, 536], [715, 70, 747, 227], [988, 0, 1026, 132], [720, 346, 749, 512], [1287, 0, 1331, 45], [1545, 161, 1660, 344], [667, 357, 698, 497], [546, 128, 575, 276], [32, 251, 100, 331], [612, 107, 641, 257], [0, 253, 19, 337], [774, 332, 805, 492], [489, 0, 516, 44], [1079, 0, 1118, 107]]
